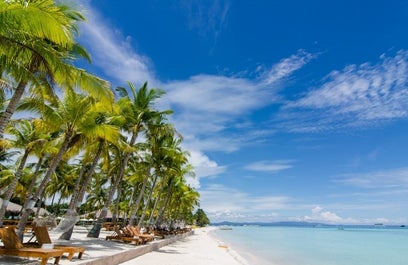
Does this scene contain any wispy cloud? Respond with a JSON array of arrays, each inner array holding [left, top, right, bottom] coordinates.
[[279, 51, 408, 132], [261, 50, 317, 85], [333, 167, 408, 189], [180, 0, 230, 48], [78, 2, 157, 86], [165, 50, 316, 139], [245, 160, 294, 173]]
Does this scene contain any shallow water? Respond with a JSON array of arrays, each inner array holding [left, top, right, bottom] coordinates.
[[214, 225, 408, 265]]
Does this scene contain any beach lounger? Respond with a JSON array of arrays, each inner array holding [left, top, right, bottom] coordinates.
[[0, 227, 63, 265], [105, 227, 143, 245], [31, 226, 86, 260], [126, 226, 154, 243]]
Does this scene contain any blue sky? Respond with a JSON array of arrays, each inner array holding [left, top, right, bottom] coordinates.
[[72, 0, 408, 224]]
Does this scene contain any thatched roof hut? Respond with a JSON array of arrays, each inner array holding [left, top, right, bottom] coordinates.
[[0, 198, 49, 216]]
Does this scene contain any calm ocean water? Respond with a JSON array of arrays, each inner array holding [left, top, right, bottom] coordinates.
[[213, 225, 408, 265]]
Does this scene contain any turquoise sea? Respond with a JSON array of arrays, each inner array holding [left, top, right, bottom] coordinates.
[[213, 225, 408, 265]]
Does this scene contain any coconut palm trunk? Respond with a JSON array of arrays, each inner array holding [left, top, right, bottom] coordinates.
[[128, 165, 152, 226], [147, 184, 164, 226], [0, 150, 30, 226], [154, 180, 174, 226], [137, 172, 160, 228], [87, 133, 137, 238], [56, 164, 87, 240], [22, 156, 45, 212], [16, 130, 73, 240], [112, 182, 122, 223], [59, 139, 105, 240], [0, 80, 28, 137]]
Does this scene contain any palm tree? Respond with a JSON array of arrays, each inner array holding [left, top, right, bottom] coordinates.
[[137, 121, 179, 227], [169, 184, 200, 227], [45, 162, 76, 216], [82, 175, 108, 217], [153, 158, 194, 226], [0, 0, 112, 137], [87, 82, 171, 238], [0, 119, 47, 226], [59, 105, 121, 240], [16, 90, 108, 239]]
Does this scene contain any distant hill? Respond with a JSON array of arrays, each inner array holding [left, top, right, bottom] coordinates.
[[211, 221, 407, 229]]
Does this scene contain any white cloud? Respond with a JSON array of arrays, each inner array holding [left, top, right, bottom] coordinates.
[[199, 184, 291, 222], [261, 50, 317, 85], [185, 150, 227, 189], [280, 51, 408, 132], [333, 167, 408, 189], [304, 206, 351, 224], [166, 75, 261, 115], [245, 160, 294, 173], [303, 206, 401, 225], [78, 2, 157, 86]]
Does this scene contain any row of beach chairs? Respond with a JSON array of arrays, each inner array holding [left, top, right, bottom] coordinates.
[[1, 223, 193, 264], [106, 225, 155, 245], [147, 226, 193, 238]]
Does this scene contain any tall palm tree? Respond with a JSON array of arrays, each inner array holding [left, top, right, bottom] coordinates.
[[153, 157, 194, 226], [169, 184, 200, 226], [59, 104, 122, 240], [137, 122, 179, 227], [0, 0, 112, 137], [16, 90, 108, 239], [87, 82, 171, 238]]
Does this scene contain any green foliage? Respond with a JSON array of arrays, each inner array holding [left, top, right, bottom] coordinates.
[[46, 202, 69, 216], [194, 208, 210, 227]]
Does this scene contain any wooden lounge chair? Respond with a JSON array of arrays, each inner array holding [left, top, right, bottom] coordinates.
[[105, 227, 143, 245], [31, 226, 86, 261], [126, 226, 154, 243], [0, 227, 63, 265]]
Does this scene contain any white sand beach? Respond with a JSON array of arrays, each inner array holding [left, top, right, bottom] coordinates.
[[119, 227, 247, 265], [0, 226, 248, 265]]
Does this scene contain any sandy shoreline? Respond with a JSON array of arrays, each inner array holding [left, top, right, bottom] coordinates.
[[0, 226, 249, 265], [119, 227, 248, 265]]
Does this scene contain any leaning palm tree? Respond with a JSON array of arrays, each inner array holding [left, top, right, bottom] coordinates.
[[16, 89, 108, 239], [168, 184, 200, 227], [153, 153, 194, 226], [59, 104, 122, 240], [87, 81, 171, 238], [0, 0, 112, 137], [0, 119, 48, 226], [137, 121, 179, 227]]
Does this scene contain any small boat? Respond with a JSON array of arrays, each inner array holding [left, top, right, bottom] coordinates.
[[219, 226, 233, 230]]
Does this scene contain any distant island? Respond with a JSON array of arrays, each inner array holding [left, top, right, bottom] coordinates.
[[211, 221, 407, 228]]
